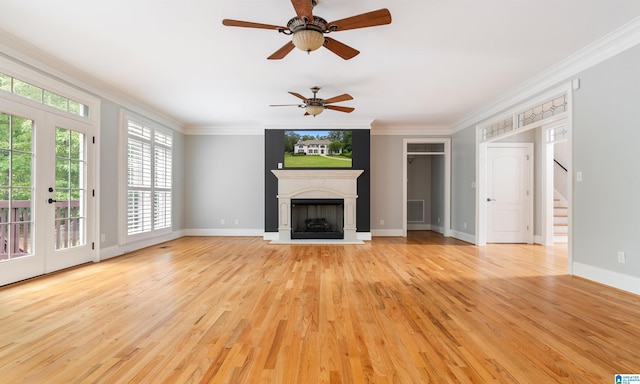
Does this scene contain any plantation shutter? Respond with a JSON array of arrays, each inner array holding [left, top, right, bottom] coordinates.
[[126, 119, 172, 236]]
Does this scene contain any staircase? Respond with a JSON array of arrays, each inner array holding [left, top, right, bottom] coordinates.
[[554, 193, 568, 243]]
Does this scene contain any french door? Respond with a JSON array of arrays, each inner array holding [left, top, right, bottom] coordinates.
[[0, 98, 95, 286]]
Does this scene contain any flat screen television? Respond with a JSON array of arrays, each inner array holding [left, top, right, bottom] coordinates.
[[284, 130, 352, 168]]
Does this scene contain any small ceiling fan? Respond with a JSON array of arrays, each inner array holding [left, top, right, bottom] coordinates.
[[270, 86, 354, 116], [222, 0, 391, 60]]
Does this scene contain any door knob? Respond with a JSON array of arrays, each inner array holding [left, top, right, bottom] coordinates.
[[48, 198, 58, 204], [486, 198, 496, 202]]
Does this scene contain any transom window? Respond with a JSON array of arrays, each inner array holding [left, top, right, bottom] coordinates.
[[0, 72, 89, 117]]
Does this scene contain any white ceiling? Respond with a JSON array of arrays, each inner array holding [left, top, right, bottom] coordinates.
[[1, 0, 640, 131]]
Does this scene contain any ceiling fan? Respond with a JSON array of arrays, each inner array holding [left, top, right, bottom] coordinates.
[[222, 0, 391, 60], [270, 86, 354, 116]]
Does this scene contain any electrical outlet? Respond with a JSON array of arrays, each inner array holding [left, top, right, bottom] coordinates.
[[221, 219, 225, 225], [463, 222, 467, 229], [101, 234, 106, 242], [618, 251, 626, 264], [234, 219, 239, 225], [379, 219, 385, 226]]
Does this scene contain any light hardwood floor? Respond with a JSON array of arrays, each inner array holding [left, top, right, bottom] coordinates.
[[1, 232, 639, 383]]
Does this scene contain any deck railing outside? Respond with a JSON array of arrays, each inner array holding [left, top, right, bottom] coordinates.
[[0, 200, 81, 261]]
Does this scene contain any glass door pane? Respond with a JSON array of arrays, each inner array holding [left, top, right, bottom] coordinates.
[[54, 127, 85, 250], [0, 111, 34, 261]]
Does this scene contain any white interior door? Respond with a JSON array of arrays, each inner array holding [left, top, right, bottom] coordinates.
[[0, 99, 94, 286], [486, 144, 532, 243]]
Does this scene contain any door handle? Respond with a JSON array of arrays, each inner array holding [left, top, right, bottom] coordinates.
[[486, 198, 496, 202], [48, 198, 58, 204]]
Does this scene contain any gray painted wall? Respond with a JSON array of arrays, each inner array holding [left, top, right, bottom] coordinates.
[[451, 127, 476, 235], [572, 44, 640, 277], [99, 100, 120, 248], [184, 134, 264, 230], [431, 155, 445, 229], [370, 135, 404, 231]]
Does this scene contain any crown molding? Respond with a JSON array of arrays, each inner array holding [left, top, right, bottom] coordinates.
[[186, 117, 376, 135], [184, 125, 265, 135], [371, 125, 453, 136], [453, 16, 640, 132], [263, 117, 374, 130]]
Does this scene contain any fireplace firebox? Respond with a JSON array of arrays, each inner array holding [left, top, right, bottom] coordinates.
[[291, 199, 344, 239]]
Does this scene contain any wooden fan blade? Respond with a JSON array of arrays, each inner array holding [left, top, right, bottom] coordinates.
[[326, 105, 355, 113], [222, 19, 288, 31], [288, 92, 308, 101], [327, 9, 392, 32], [323, 37, 359, 60], [291, 0, 313, 22], [268, 41, 296, 60], [323, 94, 353, 104]]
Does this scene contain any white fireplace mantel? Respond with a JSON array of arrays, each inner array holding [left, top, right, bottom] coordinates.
[[271, 169, 363, 242]]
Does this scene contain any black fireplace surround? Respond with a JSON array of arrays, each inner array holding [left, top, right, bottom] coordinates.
[[264, 129, 371, 234], [291, 199, 344, 239]]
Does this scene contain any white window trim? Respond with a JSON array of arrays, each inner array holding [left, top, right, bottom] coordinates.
[[119, 110, 173, 245]]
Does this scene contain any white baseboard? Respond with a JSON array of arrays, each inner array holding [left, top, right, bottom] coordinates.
[[98, 230, 185, 261], [184, 228, 265, 237], [573, 262, 640, 296], [371, 229, 404, 237], [554, 235, 568, 243], [263, 232, 278, 241], [450, 230, 476, 244], [357, 232, 372, 241], [430, 224, 444, 235]]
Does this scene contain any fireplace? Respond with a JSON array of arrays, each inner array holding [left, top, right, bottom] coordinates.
[[271, 169, 363, 242], [291, 199, 344, 239]]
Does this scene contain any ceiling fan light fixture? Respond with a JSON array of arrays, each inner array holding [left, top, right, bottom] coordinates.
[[292, 29, 325, 52], [305, 104, 324, 116]]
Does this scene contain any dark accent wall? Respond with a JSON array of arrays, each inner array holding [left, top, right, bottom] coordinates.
[[264, 129, 371, 233]]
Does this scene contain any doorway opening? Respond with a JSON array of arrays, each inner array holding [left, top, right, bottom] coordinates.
[[476, 85, 572, 274], [402, 138, 451, 238]]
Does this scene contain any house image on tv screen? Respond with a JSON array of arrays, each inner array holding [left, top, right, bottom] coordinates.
[[294, 139, 342, 156]]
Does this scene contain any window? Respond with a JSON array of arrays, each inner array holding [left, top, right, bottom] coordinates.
[[125, 117, 172, 239], [0, 72, 89, 117]]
